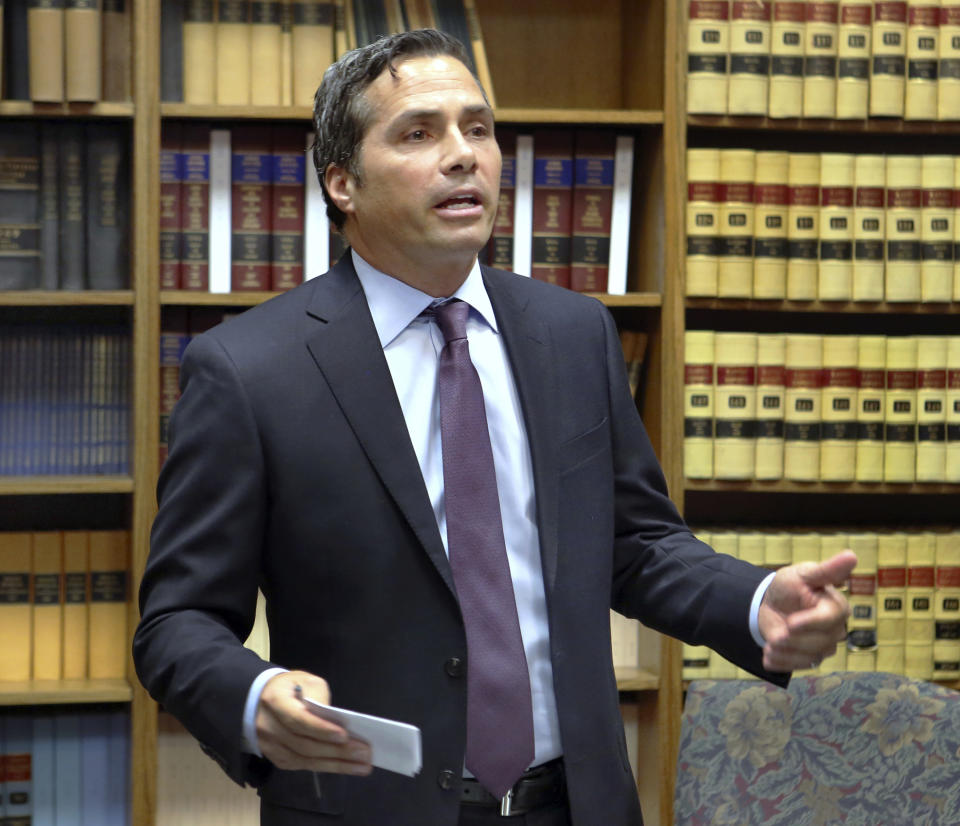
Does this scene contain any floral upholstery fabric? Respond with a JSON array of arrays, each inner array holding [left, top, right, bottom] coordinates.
[[674, 672, 960, 826]]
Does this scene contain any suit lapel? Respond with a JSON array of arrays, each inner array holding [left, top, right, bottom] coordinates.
[[482, 268, 562, 593], [303, 258, 456, 596]]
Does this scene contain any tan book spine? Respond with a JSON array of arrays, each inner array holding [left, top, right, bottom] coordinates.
[[920, 155, 955, 300], [738, 532, 767, 566], [803, 0, 840, 115], [753, 151, 790, 297], [884, 336, 918, 481], [713, 332, 759, 478], [686, 149, 722, 297], [292, 1, 334, 107], [787, 153, 821, 299], [933, 531, 960, 679], [62, 531, 89, 680], [31, 531, 63, 680], [877, 532, 907, 673], [852, 154, 886, 301], [784, 333, 823, 480], [871, 0, 908, 115], [280, 0, 293, 105], [820, 335, 859, 480], [250, 0, 282, 105], [688, 0, 731, 113], [905, 531, 935, 678], [770, 0, 806, 115], [65, 0, 101, 101], [856, 335, 887, 480], [718, 149, 757, 297], [88, 529, 129, 679], [885, 154, 922, 302], [729, 0, 773, 114], [183, 0, 217, 104], [938, 0, 960, 117], [216, 0, 250, 104], [0, 533, 32, 681], [836, 0, 873, 117], [846, 532, 879, 671], [955, 157, 960, 299], [764, 531, 794, 569], [818, 153, 855, 300], [905, 0, 940, 118], [915, 335, 948, 480], [755, 333, 786, 479], [28, 0, 66, 102], [684, 330, 716, 478], [101, 0, 132, 101], [947, 336, 960, 481]]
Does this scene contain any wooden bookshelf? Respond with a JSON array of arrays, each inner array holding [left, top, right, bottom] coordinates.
[[0, 291, 135, 306], [689, 114, 960, 135], [0, 679, 133, 706], [685, 479, 960, 495], [0, 476, 135, 495], [0, 101, 135, 119]]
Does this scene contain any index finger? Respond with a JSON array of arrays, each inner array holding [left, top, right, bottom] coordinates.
[[785, 584, 851, 635]]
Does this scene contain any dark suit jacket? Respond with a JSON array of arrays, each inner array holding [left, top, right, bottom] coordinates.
[[134, 255, 785, 825]]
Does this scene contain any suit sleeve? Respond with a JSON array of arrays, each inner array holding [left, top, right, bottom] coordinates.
[[597, 306, 787, 685], [133, 331, 275, 786]]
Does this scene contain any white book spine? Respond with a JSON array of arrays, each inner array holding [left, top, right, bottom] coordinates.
[[608, 135, 635, 295], [208, 129, 233, 294], [513, 135, 534, 277]]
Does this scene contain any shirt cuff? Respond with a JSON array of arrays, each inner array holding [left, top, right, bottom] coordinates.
[[242, 667, 288, 756], [749, 572, 777, 648]]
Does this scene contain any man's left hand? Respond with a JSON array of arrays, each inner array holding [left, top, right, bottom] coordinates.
[[758, 550, 857, 672]]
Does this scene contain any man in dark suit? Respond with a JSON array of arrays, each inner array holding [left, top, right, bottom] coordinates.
[[134, 29, 853, 826]]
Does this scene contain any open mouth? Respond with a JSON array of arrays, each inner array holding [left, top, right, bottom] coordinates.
[[435, 194, 481, 210]]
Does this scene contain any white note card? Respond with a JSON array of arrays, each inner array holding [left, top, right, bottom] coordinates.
[[301, 697, 422, 778]]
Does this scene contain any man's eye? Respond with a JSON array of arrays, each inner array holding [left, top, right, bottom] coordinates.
[[408, 130, 427, 141]]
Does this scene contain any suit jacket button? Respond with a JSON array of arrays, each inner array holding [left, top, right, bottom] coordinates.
[[437, 769, 458, 790], [444, 657, 464, 677]]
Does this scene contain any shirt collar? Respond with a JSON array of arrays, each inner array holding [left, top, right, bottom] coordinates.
[[351, 249, 499, 348]]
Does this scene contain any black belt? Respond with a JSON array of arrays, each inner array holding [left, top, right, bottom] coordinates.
[[460, 758, 566, 817]]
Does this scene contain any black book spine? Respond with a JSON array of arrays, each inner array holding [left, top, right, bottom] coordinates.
[[161, 0, 184, 101], [58, 123, 87, 290], [39, 123, 60, 290], [85, 123, 130, 289], [4, 0, 30, 99], [0, 122, 41, 289]]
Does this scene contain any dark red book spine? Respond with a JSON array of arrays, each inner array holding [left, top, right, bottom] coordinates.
[[231, 126, 273, 291], [531, 129, 574, 288], [488, 128, 515, 269], [570, 130, 615, 293], [159, 122, 182, 289], [180, 125, 211, 291], [270, 126, 306, 291]]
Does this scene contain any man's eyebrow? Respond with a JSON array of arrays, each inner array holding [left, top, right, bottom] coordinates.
[[389, 104, 494, 128]]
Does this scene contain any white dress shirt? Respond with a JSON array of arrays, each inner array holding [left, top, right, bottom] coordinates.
[[241, 251, 772, 759]]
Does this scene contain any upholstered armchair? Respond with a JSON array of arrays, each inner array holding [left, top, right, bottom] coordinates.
[[675, 672, 960, 825]]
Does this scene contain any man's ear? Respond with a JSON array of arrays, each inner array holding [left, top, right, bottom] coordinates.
[[324, 164, 355, 217]]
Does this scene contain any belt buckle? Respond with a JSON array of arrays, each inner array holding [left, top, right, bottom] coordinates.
[[499, 788, 514, 816]]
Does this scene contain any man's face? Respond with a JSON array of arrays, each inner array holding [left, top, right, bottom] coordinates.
[[328, 55, 502, 286]]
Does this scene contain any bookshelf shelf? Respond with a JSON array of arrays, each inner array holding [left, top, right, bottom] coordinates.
[[685, 479, 960, 495], [685, 298, 960, 315], [0, 679, 133, 706], [161, 290, 663, 308], [0, 101, 135, 119], [615, 666, 660, 692], [159, 103, 665, 127], [688, 115, 960, 135], [0, 291, 135, 306], [0, 476, 135, 495]]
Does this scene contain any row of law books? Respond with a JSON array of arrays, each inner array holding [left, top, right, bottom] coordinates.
[[688, 0, 960, 120], [684, 528, 960, 682], [687, 149, 960, 303], [0, 325, 132, 476], [162, 0, 494, 106], [0, 121, 130, 291], [0, 0, 131, 103], [160, 124, 636, 295], [0, 707, 129, 826], [683, 331, 960, 483], [0, 530, 129, 683]]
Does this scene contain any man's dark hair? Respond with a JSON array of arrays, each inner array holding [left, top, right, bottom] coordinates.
[[311, 28, 486, 231]]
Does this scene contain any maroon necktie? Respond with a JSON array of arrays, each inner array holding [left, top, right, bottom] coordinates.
[[432, 299, 535, 799]]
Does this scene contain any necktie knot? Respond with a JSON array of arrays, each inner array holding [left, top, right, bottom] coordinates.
[[432, 299, 470, 345]]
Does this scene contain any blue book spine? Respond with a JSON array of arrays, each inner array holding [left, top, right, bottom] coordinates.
[[54, 712, 83, 826], [4, 709, 35, 826], [79, 711, 111, 826], [33, 711, 57, 825]]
